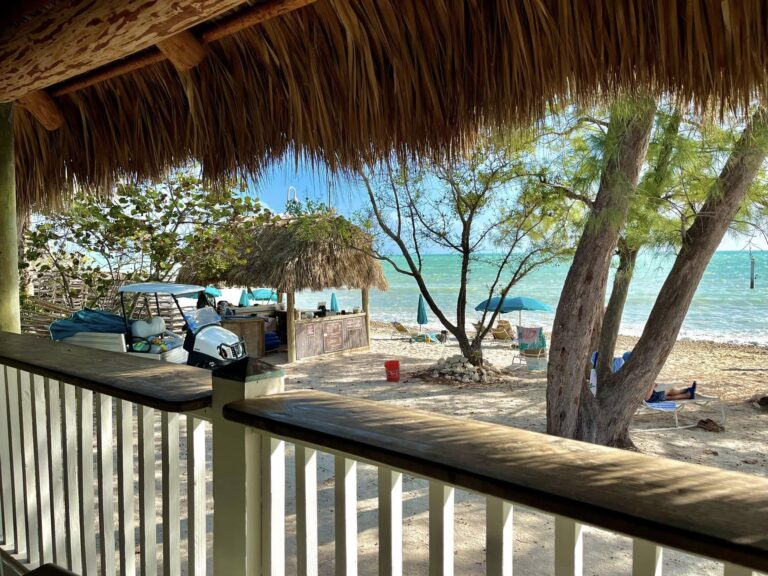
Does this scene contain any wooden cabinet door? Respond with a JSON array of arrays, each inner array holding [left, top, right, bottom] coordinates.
[[323, 320, 344, 352], [343, 316, 367, 349]]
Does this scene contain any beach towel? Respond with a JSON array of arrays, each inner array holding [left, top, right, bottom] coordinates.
[[516, 326, 546, 351]]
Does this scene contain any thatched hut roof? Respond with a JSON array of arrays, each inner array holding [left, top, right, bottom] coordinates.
[[8, 1, 768, 209], [178, 215, 388, 293]]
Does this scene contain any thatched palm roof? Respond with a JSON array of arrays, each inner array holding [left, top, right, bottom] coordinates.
[[178, 215, 388, 293], [11, 1, 768, 209]]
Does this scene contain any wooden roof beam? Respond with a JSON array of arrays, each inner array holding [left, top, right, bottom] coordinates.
[[157, 31, 207, 73], [17, 90, 64, 131], [50, 0, 318, 98], [0, 0, 249, 103]]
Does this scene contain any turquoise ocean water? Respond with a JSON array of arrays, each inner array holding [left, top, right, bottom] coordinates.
[[248, 251, 768, 346]]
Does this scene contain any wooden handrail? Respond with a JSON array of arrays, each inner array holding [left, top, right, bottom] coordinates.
[[0, 332, 211, 412], [225, 390, 768, 572]]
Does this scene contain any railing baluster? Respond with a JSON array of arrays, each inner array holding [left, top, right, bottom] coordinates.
[[97, 393, 116, 575], [428, 481, 454, 576], [378, 467, 402, 576], [162, 412, 180, 576], [554, 516, 583, 576], [724, 563, 755, 576], [6, 367, 25, 559], [19, 371, 40, 565], [77, 388, 97, 576], [44, 377, 66, 565], [117, 400, 136, 576], [0, 366, 16, 552], [334, 456, 357, 576], [32, 374, 53, 564], [60, 382, 82, 574], [138, 406, 157, 576], [486, 497, 513, 576], [187, 417, 206, 576], [296, 445, 318, 576], [261, 435, 285, 576], [632, 538, 662, 576]]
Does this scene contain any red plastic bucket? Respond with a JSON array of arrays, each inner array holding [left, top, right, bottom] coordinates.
[[384, 360, 400, 382]]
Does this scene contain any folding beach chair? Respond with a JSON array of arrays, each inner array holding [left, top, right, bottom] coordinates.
[[516, 326, 547, 371]]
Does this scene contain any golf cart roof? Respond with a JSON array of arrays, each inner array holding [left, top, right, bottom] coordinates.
[[118, 282, 206, 296]]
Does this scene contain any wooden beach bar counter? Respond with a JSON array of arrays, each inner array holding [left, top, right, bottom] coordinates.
[[294, 312, 368, 360], [178, 213, 387, 363]]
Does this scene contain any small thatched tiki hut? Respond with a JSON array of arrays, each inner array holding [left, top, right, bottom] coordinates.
[[2, 1, 768, 331], [180, 215, 387, 362]]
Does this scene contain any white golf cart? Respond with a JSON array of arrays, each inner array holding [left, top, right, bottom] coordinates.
[[51, 282, 247, 369]]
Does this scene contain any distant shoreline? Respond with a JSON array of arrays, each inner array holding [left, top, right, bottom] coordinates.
[[370, 318, 768, 350]]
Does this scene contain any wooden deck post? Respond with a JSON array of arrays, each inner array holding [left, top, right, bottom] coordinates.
[[361, 288, 370, 348], [211, 358, 285, 576], [287, 292, 296, 363], [0, 103, 20, 333]]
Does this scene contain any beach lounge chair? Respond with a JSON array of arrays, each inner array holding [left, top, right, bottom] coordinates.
[[390, 321, 439, 344], [516, 326, 547, 371], [497, 319, 513, 335], [635, 385, 726, 431], [491, 327, 515, 347], [391, 321, 413, 340]]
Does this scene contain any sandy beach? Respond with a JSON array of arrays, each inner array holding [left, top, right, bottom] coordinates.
[[271, 323, 767, 575]]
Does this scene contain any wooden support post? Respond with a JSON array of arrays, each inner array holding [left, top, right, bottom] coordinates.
[[0, 103, 20, 333], [287, 292, 296, 363], [361, 288, 370, 349], [211, 358, 284, 576]]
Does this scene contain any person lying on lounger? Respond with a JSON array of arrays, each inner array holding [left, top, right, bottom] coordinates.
[[646, 381, 697, 403]]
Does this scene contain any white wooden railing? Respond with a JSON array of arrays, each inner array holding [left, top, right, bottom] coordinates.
[[0, 332, 767, 576], [0, 333, 212, 576]]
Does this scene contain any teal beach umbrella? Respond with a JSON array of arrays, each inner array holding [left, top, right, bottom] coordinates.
[[474, 295, 552, 325], [204, 286, 221, 297], [238, 289, 251, 307], [330, 292, 339, 312], [250, 288, 277, 301], [417, 294, 428, 328]]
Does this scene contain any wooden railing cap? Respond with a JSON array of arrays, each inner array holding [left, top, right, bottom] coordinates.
[[0, 331, 212, 412], [224, 389, 768, 572]]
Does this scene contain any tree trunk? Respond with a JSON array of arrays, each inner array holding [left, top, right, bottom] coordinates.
[[596, 240, 638, 384], [547, 98, 656, 438], [17, 211, 33, 297], [594, 107, 768, 446], [457, 334, 484, 366], [595, 108, 680, 393]]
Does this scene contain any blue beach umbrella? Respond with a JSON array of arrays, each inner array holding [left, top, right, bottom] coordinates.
[[417, 294, 429, 329], [330, 292, 339, 312], [204, 286, 221, 297], [238, 289, 251, 307], [250, 288, 278, 302], [474, 295, 552, 325]]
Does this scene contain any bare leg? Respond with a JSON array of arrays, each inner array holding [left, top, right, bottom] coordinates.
[[665, 384, 695, 400]]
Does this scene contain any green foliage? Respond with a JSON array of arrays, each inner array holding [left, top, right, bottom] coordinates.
[[25, 172, 267, 309]]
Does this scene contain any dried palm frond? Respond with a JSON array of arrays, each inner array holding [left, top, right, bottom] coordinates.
[[14, 0, 768, 210], [178, 215, 387, 293]]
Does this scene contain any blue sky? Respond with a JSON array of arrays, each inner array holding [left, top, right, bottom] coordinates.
[[251, 158, 767, 252]]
